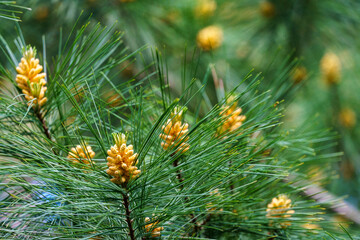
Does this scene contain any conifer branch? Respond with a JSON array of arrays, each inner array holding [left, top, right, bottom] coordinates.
[[287, 174, 360, 225]]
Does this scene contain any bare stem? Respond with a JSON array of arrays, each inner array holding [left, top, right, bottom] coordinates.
[[229, 160, 234, 191], [173, 159, 184, 185], [122, 191, 136, 240], [35, 109, 52, 142]]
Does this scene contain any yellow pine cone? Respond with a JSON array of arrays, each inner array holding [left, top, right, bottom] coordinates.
[[320, 52, 341, 85], [266, 194, 295, 228], [195, 0, 217, 18], [339, 108, 356, 128], [34, 5, 49, 21], [67, 144, 95, 165], [259, 1, 276, 18], [145, 217, 164, 237], [106, 133, 140, 185], [16, 46, 47, 108], [292, 66, 307, 84], [217, 96, 246, 135], [197, 25, 223, 51], [160, 107, 190, 153]]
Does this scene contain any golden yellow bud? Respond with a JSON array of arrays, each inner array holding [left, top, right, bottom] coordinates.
[[16, 46, 47, 109], [339, 108, 356, 128], [217, 96, 246, 136], [196, 26, 223, 51], [34, 6, 49, 21], [320, 52, 341, 85], [67, 144, 96, 165], [259, 1, 276, 18], [266, 194, 294, 228], [160, 108, 190, 153], [292, 66, 307, 84], [107, 133, 140, 185], [195, 0, 217, 18], [145, 217, 164, 237]]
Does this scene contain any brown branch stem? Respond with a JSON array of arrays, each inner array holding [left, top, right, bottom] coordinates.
[[173, 159, 184, 185], [229, 160, 234, 191], [35, 108, 59, 155], [122, 191, 136, 240], [35, 109, 52, 142]]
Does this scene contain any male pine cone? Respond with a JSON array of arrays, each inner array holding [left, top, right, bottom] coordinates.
[[266, 194, 295, 228], [16, 46, 47, 108], [67, 144, 96, 165], [145, 217, 164, 237], [196, 25, 223, 51], [106, 133, 140, 185], [160, 107, 190, 153], [217, 95, 246, 135], [320, 52, 341, 85]]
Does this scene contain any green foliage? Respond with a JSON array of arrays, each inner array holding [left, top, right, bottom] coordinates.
[[1, 0, 360, 238], [0, 16, 353, 239], [0, 1, 30, 21]]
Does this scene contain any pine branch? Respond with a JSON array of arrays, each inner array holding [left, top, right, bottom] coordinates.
[[287, 174, 360, 225]]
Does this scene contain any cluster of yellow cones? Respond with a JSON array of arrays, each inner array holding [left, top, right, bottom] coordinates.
[[16, 46, 47, 109]]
